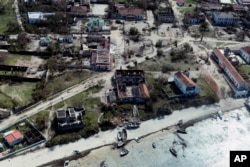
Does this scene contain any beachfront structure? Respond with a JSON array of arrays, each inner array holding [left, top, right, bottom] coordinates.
[[174, 71, 200, 96], [212, 12, 239, 26], [114, 70, 150, 103], [4, 129, 24, 146], [239, 46, 250, 64], [112, 4, 146, 21], [91, 50, 112, 71], [27, 12, 55, 24], [212, 49, 248, 98], [157, 7, 175, 23], [56, 107, 84, 132]]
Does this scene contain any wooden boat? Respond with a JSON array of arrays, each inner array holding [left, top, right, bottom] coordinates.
[[244, 100, 250, 112], [152, 142, 156, 148], [117, 141, 125, 148], [217, 110, 223, 120], [126, 122, 140, 129], [177, 128, 187, 134], [117, 131, 122, 141], [169, 147, 177, 157], [122, 128, 127, 141], [120, 148, 129, 157]]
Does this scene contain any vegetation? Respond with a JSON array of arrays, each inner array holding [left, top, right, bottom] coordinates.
[[29, 110, 49, 132], [0, 82, 36, 107], [2, 54, 31, 65], [0, 0, 20, 34], [45, 86, 103, 147], [32, 70, 94, 101], [129, 27, 139, 35]]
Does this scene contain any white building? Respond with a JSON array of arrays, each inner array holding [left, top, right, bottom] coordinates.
[[174, 71, 200, 96], [212, 49, 248, 97], [237, 0, 250, 5], [239, 46, 250, 64], [212, 12, 239, 26]]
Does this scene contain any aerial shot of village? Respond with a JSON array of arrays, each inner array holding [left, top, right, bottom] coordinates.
[[0, 0, 250, 166]]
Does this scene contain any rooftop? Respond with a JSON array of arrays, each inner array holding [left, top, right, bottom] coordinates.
[[92, 51, 111, 64], [4, 129, 23, 144], [28, 12, 43, 19], [242, 46, 250, 56], [175, 71, 197, 87], [213, 48, 245, 84]]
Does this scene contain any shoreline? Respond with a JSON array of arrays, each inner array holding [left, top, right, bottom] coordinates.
[[64, 106, 250, 167], [42, 99, 247, 167], [1, 98, 247, 167]]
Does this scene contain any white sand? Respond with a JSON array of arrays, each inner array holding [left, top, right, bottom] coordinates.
[[0, 98, 246, 167]]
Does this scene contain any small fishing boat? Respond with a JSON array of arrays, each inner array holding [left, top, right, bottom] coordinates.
[[177, 128, 187, 134], [117, 131, 122, 141], [120, 148, 129, 157], [152, 142, 156, 148], [169, 147, 177, 157]]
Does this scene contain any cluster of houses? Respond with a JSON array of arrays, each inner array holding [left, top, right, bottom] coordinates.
[[200, 0, 250, 27], [107, 69, 202, 104]]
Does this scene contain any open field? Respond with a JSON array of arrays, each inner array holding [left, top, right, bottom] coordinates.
[[0, 0, 18, 33], [0, 82, 36, 107], [44, 70, 94, 96], [2, 54, 31, 66]]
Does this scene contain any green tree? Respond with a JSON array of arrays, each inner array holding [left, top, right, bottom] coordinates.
[[199, 21, 209, 42], [6, 21, 22, 34], [129, 27, 139, 35], [17, 33, 30, 50]]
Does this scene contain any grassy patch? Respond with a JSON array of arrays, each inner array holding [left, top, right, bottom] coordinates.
[[2, 54, 31, 65], [0, 91, 18, 108], [44, 70, 94, 96], [237, 65, 250, 75], [0, 0, 18, 33], [0, 82, 36, 106], [29, 110, 49, 132], [136, 54, 200, 72], [178, 7, 196, 14], [216, 42, 224, 47], [196, 77, 219, 102]]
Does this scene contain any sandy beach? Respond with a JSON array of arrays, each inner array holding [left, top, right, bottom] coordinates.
[[68, 107, 250, 167]]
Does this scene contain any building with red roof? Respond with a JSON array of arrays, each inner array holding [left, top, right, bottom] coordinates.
[[112, 4, 146, 21], [239, 46, 250, 64], [4, 129, 24, 146], [174, 71, 200, 96], [212, 48, 248, 97]]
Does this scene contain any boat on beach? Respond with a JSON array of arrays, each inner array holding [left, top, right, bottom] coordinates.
[[120, 148, 129, 157], [152, 142, 156, 148], [117, 131, 122, 141], [176, 127, 187, 134], [117, 129, 127, 148], [126, 122, 140, 129], [169, 147, 177, 157], [244, 99, 250, 112]]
